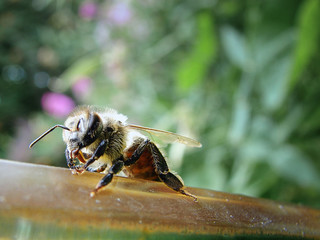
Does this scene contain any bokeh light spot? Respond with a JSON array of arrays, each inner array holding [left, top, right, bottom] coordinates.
[[41, 92, 75, 118]]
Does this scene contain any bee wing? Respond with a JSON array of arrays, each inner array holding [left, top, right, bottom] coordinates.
[[127, 124, 202, 148]]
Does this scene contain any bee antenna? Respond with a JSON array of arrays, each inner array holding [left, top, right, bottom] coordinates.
[[29, 125, 71, 149]]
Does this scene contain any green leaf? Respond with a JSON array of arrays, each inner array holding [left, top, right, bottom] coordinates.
[[220, 25, 249, 70], [255, 30, 295, 72], [228, 97, 250, 144], [176, 12, 217, 93], [290, 0, 320, 87], [270, 145, 320, 189], [259, 55, 291, 111]]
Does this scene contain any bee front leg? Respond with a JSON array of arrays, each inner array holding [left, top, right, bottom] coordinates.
[[65, 148, 93, 174], [90, 159, 124, 197], [77, 139, 108, 173], [65, 148, 80, 174], [65, 148, 74, 168], [76, 152, 107, 173]]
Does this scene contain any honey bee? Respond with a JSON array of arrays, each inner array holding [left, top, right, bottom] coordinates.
[[29, 106, 202, 201]]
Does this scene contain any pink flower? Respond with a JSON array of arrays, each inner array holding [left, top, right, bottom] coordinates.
[[41, 92, 75, 118], [79, 2, 98, 20]]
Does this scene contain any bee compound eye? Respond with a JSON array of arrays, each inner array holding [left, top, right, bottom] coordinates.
[[76, 118, 84, 132]]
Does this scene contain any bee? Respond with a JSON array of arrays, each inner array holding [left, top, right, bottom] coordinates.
[[29, 106, 202, 201]]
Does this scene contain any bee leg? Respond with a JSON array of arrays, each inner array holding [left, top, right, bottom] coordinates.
[[65, 148, 74, 168], [149, 143, 198, 202], [77, 139, 108, 173], [65, 148, 90, 174], [71, 151, 92, 174], [158, 172, 198, 202], [124, 139, 150, 166], [65, 148, 80, 174], [87, 163, 108, 173], [77, 152, 107, 173], [90, 160, 124, 197]]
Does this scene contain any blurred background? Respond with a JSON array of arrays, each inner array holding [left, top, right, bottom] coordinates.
[[1, 0, 320, 208]]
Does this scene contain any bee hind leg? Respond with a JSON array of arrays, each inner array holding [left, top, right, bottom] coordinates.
[[149, 143, 198, 202], [158, 172, 198, 202]]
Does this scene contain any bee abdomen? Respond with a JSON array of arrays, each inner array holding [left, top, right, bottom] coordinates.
[[123, 144, 159, 181]]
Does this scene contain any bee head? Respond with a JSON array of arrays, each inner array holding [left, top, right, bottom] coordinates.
[[63, 111, 103, 151]]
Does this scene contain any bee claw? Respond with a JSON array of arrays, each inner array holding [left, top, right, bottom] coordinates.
[[90, 191, 96, 198], [77, 169, 85, 174], [69, 165, 85, 175], [180, 189, 198, 202]]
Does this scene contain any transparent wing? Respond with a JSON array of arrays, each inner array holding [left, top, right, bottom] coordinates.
[[127, 124, 202, 148]]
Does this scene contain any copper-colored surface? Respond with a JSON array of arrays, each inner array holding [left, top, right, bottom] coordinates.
[[0, 159, 319, 238]]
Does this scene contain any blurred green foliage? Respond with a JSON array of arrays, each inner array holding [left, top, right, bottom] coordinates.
[[1, 0, 320, 208]]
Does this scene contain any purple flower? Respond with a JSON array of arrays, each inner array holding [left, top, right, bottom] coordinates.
[[79, 2, 98, 20], [108, 2, 131, 26], [41, 92, 75, 118], [72, 77, 92, 100]]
